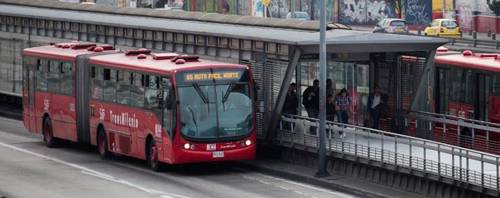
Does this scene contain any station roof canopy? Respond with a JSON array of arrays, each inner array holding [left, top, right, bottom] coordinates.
[[0, 0, 448, 54]]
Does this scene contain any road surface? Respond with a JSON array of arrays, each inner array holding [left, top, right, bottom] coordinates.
[[0, 117, 356, 198]]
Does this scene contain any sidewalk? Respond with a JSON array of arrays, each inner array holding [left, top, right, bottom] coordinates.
[[240, 159, 428, 198]]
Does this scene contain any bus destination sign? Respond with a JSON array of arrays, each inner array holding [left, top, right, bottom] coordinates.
[[184, 72, 240, 81]]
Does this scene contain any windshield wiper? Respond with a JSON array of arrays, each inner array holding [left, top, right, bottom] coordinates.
[[193, 83, 209, 104], [187, 106, 199, 133], [222, 83, 235, 103]]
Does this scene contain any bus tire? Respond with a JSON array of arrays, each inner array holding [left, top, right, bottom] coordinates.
[[42, 117, 57, 148], [147, 138, 163, 172], [97, 128, 111, 159]]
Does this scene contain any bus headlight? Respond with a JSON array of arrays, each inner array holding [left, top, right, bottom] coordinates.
[[245, 139, 252, 146], [183, 143, 191, 150]]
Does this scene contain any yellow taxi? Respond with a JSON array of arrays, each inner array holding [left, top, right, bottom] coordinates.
[[424, 19, 461, 39]]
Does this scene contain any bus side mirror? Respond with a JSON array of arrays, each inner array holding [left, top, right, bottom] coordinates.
[[157, 93, 164, 108], [162, 78, 173, 109], [166, 94, 174, 110], [253, 84, 259, 101]]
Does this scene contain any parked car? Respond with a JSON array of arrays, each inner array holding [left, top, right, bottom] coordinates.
[[424, 19, 461, 39], [373, 18, 408, 34], [286, 12, 310, 21]]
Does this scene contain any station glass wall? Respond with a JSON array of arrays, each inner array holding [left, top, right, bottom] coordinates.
[[295, 60, 369, 126]]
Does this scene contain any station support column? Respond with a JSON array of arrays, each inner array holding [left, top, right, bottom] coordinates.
[[410, 50, 436, 139], [315, 0, 329, 177], [266, 47, 302, 142]]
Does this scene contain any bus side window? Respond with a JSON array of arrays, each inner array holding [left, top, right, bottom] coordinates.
[[90, 66, 103, 100], [60, 62, 73, 95], [36, 59, 48, 92], [145, 75, 160, 110], [130, 73, 145, 108], [116, 70, 131, 105], [47, 60, 61, 93], [102, 68, 117, 103]]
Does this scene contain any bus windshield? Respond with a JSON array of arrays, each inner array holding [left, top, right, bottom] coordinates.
[[176, 69, 253, 141]]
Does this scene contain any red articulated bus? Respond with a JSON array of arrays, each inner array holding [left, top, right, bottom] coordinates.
[[433, 47, 500, 152], [22, 42, 256, 170]]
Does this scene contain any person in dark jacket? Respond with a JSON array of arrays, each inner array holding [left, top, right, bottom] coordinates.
[[302, 79, 319, 118], [326, 94, 336, 122], [283, 83, 298, 115]]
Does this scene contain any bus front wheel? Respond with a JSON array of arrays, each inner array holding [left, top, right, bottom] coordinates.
[[147, 139, 163, 172]]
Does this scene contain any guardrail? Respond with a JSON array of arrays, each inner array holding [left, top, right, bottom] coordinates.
[[278, 114, 500, 193], [450, 38, 500, 50], [414, 30, 500, 50], [407, 111, 500, 155]]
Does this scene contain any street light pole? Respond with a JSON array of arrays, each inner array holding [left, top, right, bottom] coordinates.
[[315, 0, 329, 177]]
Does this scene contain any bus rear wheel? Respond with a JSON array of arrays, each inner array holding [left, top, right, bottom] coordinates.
[[97, 129, 111, 159], [147, 139, 163, 172], [42, 117, 57, 148]]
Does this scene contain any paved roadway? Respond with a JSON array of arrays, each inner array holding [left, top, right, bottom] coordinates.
[[0, 117, 355, 198]]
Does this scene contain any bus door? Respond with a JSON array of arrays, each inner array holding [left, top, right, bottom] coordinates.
[[472, 73, 492, 150], [435, 67, 450, 116], [475, 73, 492, 121], [434, 67, 451, 138]]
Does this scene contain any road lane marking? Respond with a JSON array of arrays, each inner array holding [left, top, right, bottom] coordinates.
[[258, 173, 355, 197], [0, 141, 191, 198], [239, 172, 355, 198]]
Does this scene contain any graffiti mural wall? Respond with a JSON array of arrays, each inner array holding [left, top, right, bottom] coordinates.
[[309, 0, 334, 20], [339, 0, 397, 25], [268, 0, 289, 18], [404, 0, 432, 25], [252, 0, 265, 17]]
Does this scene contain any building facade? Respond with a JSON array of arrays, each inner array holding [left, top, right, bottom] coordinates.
[[60, 0, 500, 33]]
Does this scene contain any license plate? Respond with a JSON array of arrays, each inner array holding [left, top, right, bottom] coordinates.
[[212, 151, 224, 158]]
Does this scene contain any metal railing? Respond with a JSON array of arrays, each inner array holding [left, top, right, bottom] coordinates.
[[450, 37, 500, 50], [408, 111, 500, 155], [278, 114, 500, 192], [416, 30, 500, 50]]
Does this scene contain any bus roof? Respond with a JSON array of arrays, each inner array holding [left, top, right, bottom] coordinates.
[[23, 43, 114, 61], [88, 52, 247, 75], [435, 51, 500, 73]]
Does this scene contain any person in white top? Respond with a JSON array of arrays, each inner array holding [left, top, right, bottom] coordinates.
[[368, 86, 384, 129]]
